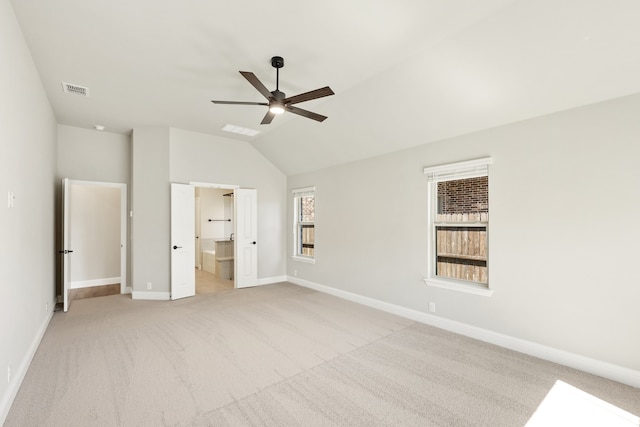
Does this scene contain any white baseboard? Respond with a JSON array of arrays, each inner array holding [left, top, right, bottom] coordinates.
[[131, 291, 170, 301], [131, 278, 285, 298], [0, 307, 54, 426], [70, 277, 120, 289], [256, 275, 287, 286], [288, 276, 640, 389]]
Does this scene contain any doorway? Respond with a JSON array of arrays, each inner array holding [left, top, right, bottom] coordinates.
[[194, 186, 235, 294], [171, 182, 258, 299], [60, 179, 127, 311]]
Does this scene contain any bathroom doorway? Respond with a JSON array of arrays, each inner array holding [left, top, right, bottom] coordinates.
[[170, 181, 257, 298], [194, 186, 235, 294]]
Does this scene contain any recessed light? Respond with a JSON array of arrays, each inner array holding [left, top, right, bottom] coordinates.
[[94, 125, 105, 131], [221, 124, 260, 137]]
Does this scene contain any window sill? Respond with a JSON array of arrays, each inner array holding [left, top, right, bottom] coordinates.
[[424, 277, 493, 296], [291, 255, 315, 264]]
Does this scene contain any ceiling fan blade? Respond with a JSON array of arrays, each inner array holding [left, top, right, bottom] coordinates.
[[239, 71, 273, 100], [261, 110, 276, 125], [211, 100, 268, 106], [286, 106, 328, 122], [283, 86, 334, 105]]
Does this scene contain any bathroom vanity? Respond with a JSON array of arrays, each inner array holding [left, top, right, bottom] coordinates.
[[214, 239, 234, 280]]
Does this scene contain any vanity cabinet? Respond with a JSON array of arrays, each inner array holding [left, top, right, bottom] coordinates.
[[214, 240, 234, 280]]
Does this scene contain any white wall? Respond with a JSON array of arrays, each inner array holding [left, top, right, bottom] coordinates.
[[57, 125, 131, 184], [131, 128, 171, 295], [0, 0, 57, 422], [69, 185, 121, 286], [199, 187, 230, 240], [287, 93, 640, 374]]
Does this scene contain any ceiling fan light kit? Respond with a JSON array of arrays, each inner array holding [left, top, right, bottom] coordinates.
[[212, 56, 334, 125], [269, 102, 285, 115]]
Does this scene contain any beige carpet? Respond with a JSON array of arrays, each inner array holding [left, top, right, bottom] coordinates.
[[5, 283, 640, 426]]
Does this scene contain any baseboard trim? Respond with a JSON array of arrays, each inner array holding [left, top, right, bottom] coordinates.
[[288, 276, 640, 389], [70, 277, 121, 289], [131, 291, 170, 301], [131, 278, 286, 298], [0, 307, 54, 426], [256, 275, 287, 286]]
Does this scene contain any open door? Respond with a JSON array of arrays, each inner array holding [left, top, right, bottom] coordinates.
[[61, 178, 71, 312], [171, 183, 195, 300], [234, 188, 258, 288], [194, 196, 201, 269]]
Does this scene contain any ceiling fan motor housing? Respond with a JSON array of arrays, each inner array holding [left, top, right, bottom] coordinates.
[[271, 90, 285, 100]]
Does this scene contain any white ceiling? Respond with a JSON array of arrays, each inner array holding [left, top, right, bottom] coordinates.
[[10, 0, 640, 175]]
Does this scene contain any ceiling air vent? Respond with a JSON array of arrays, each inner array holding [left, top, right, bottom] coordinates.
[[61, 82, 89, 97]]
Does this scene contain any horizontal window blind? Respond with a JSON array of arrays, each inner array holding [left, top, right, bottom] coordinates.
[[424, 157, 492, 182], [292, 186, 315, 197]]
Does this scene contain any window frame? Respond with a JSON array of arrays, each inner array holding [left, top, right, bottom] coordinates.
[[424, 157, 493, 296], [292, 186, 316, 263]]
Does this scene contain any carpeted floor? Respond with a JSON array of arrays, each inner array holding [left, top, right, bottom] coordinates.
[[5, 282, 640, 426]]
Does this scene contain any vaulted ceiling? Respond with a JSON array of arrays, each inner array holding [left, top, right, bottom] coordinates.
[[11, 0, 640, 175]]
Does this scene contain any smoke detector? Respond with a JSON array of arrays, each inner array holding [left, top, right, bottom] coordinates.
[[61, 82, 89, 97]]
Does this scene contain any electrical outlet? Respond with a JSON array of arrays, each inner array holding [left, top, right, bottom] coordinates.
[[7, 365, 11, 384], [46, 302, 49, 313], [146, 282, 152, 290], [293, 270, 298, 277], [428, 302, 436, 313]]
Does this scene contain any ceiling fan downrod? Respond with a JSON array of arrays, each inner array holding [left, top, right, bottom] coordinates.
[[271, 56, 284, 93]]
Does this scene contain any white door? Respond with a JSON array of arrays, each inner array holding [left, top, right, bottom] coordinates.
[[234, 188, 258, 288], [171, 183, 195, 300], [61, 178, 71, 312], [194, 196, 201, 269]]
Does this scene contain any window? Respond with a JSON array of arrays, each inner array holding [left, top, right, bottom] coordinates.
[[424, 158, 492, 295], [293, 187, 315, 261]]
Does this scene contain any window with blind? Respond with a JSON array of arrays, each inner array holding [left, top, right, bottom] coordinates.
[[424, 158, 493, 295], [292, 187, 315, 261]]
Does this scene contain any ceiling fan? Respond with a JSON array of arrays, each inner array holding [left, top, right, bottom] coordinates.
[[211, 56, 334, 125]]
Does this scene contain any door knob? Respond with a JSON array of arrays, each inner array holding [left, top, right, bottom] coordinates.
[[252, 241, 257, 245], [173, 245, 182, 250]]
